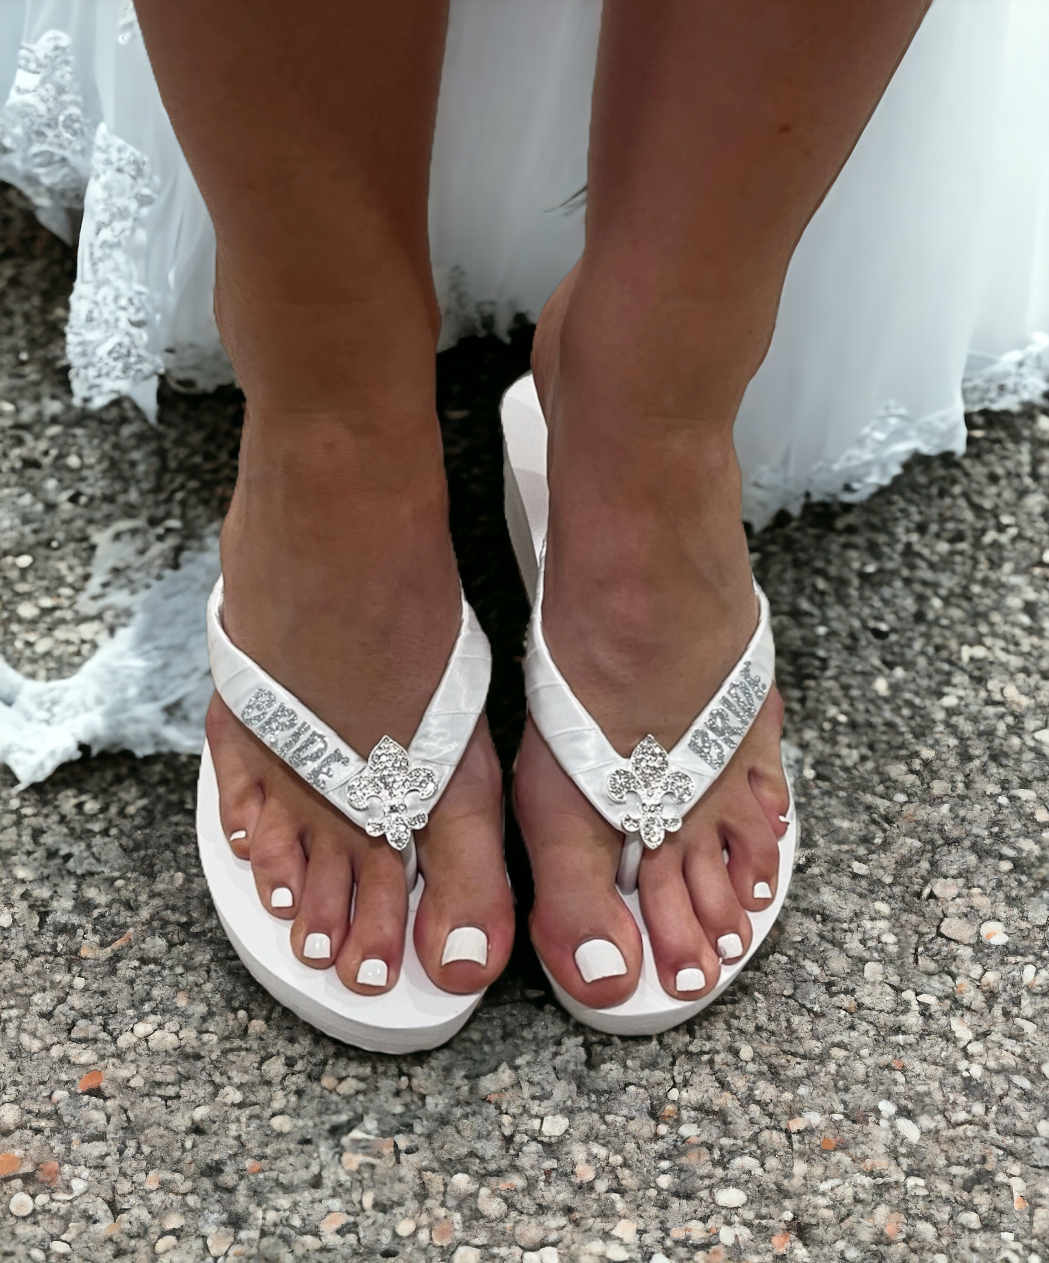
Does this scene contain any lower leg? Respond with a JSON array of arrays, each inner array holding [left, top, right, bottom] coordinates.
[[539, 0, 933, 733], [522, 0, 931, 1005], [134, 1, 512, 993]]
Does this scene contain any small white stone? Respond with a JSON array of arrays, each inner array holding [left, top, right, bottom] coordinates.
[[940, 917, 977, 945], [270, 1114, 293, 1133], [878, 1100, 897, 1116], [0, 1103, 23, 1133], [873, 677, 889, 696], [864, 961, 885, 982], [452, 1249, 481, 1263], [394, 1219, 416, 1237], [896, 1117, 921, 1143], [50, 1246, 72, 1257], [147, 1030, 179, 1052], [541, 1114, 569, 1137], [154, 1238, 178, 1256], [14, 555, 32, 568], [714, 1187, 747, 1208], [9, 1192, 33, 1216], [956, 1211, 981, 1230], [15, 602, 38, 621], [207, 1228, 235, 1257], [739, 1043, 753, 1062], [980, 920, 1009, 945]]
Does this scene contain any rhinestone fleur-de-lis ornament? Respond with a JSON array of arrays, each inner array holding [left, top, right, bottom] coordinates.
[[606, 734, 694, 849], [345, 736, 437, 850]]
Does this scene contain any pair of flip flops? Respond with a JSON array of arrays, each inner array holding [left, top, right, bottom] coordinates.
[[195, 375, 798, 1053]]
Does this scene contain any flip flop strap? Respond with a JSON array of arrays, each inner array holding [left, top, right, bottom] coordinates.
[[524, 556, 775, 847], [207, 578, 491, 854]]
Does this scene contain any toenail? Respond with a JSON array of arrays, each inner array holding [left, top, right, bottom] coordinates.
[[356, 958, 388, 987], [753, 881, 772, 900], [575, 939, 627, 984], [675, 966, 706, 993], [778, 813, 790, 824], [717, 932, 744, 961], [441, 926, 488, 967], [722, 847, 729, 865], [270, 887, 293, 909], [303, 933, 331, 960], [229, 829, 247, 842]]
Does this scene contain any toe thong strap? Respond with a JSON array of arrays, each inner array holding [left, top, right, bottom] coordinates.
[[524, 555, 775, 862], [206, 578, 492, 863]]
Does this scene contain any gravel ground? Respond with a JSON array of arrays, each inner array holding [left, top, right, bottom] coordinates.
[[1, 181, 1048, 1263]]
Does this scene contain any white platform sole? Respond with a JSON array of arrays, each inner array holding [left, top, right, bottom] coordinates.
[[501, 373, 798, 1037], [196, 741, 484, 1054]]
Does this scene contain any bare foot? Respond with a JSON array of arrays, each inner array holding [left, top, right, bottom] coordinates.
[[515, 268, 790, 1009], [210, 406, 513, 996]]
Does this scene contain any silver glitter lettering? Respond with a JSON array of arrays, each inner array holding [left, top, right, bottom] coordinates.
[[286, 731, 328, 770], [688, 727, 726, 770], [707, 707, 744, 746], [240, 687, 276, 727], [276, 721, 311, 756], [305, 749, 352, 790], [255, 703, 298, 745], [740, 661, 768, 699]]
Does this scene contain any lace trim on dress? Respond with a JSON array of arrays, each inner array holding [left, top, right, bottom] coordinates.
[[0, 29, 91, 244], [0, 536, 220, 788], [742, 331, 1049, 529]]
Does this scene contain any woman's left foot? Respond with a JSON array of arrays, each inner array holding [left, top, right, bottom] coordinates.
[[515, 272, 791, 1010]]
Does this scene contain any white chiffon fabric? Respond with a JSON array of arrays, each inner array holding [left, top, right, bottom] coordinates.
[[1, 0, 1048, 783]]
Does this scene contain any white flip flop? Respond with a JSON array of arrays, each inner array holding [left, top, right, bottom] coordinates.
[[502, 373, 797, 1037], [196, 578, 495, 1054]]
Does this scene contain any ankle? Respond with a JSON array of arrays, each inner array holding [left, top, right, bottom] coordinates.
[[534, 261, 779, 433]]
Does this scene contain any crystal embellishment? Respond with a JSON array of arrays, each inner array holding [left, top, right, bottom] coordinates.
[[688, 659, 769, 771], [607, 735, 694, 850], [345, 737, 438, 851]]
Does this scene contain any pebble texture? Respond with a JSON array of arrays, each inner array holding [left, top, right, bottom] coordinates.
[[1, 183, 1049, 1263]]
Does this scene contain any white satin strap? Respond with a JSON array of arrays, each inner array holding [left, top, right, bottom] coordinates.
[[206, 577, 492, 847], [525, 555, 775, 835]]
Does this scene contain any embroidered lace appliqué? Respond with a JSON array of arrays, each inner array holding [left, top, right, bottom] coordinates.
[[66, 123, 164, 411], [0, 30, 92, 243]]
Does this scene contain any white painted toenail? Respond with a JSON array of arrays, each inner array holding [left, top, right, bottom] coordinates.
[[270, 887, 293, 909], [441, 926, 488, 967], [229, 830, 247, 842], [778, 813, 790, 824], [675, 967, 706, 992], [753, 881, 773, 900], [356, 958, 388, 987], [303, 933, 331, 960], [575, 939, 627, 984], [722, 847, 730, 865], [717, 933, 744, 960]]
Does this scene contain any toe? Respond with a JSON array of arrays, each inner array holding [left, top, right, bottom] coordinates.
[[247, 798, 308, 919], [637, 844, 721, 1000], [517, 721, 641, 1009], [414, 722, 514, 995], [290, 826, 352, 968], [682, 821, 752, 964], [748, 689, 791, 832], [335, 843, 407, 994], [206, 695, 264, 857], [720, 793, 780, 912]]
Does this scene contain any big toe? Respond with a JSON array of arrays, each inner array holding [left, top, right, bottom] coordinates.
[[517, 721, 642, 1009], [414, 722, 514, 994]]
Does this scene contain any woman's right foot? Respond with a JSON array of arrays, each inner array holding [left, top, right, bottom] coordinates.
[[209, 406, 513, 997]]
